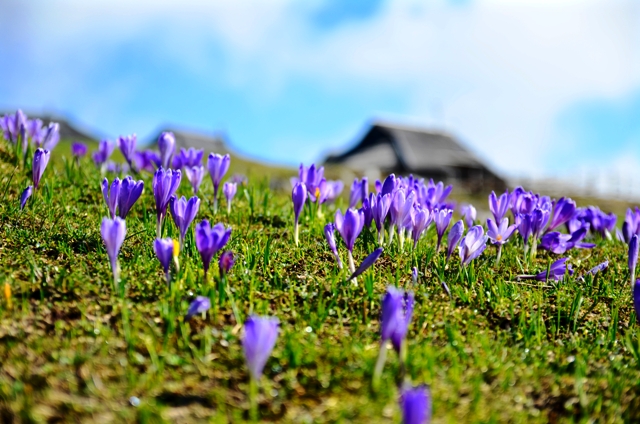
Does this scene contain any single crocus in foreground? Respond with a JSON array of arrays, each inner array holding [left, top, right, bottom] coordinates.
[[169, 195, 200, 249], [459, 225, 488, 266], [154, 238, 174, 287], [400, 385, 432, 424], [207, 153, 231, 212], [374, 286, 414, 388], [518, 257, 574, 282], [348, 247, 383, 283], [186, 296, 211, 320], [630, 235, 639, 288], [324, 223, 343, 269], [292, 182, 307, 246], [219, 250, 235, 277], [446, 220, 464, 262], [153, 168, 181, 237], [195, 220, 232, 279], [100, 217, 126, 287], [223, 182, 237, 214], [242, 315, 280, 420]]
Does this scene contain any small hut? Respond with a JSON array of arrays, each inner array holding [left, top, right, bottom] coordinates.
[[324, 121, 506, 192]]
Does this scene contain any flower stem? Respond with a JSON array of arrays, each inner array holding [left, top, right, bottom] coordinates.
[[372, 342, 388, 391], [496, 244, 502, 266], [294, 221, 299, 246], [348, 250, 357, 286], [249, 376, 258, 421]]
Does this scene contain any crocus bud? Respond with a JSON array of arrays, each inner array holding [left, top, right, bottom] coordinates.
[[446, 220, 464, 262], [242, 315, 279, 380], [100, 217, 126, 286], [184, 165, 205, 195], [292, 182, 307, 246], [195, 220, 232, 278], [207, 153, 231, 210], [20, 186, 33, 210], [399, 385, 432, 424], [154, 238, 174, 287], [381, 286, 414, 353], [219, 250, 235, 277], [348, 247, 383, 282], [117, 134, 137, 169], [32, 148, 50, 190], [459, 225, 488, 266], [71, 142, 88, 158], [186, 296, 211, 320], [223, 182, 237, 214], [157, 132, 175, 169], [324, 223, 342, 269], [169, 195, 200, 249], [630, 235, 639, 286]]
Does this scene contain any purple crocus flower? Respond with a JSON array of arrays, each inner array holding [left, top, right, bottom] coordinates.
[[517, 213, 533, 247], [459, 225, 488, 266], [447, 220, 464, 262], [487, 217, 517, 264], [400, 385, 431, 424], [487, 218, 517, 245], [380, 286, 414, 352], [223, 182, 237, 214], [434, 208, 453, 251], [134, 150, 160, 173], [154, 238, 174, 287], [242, 315, 280, 380], [40, 123, 59, 151], [349, 177, 368, 208], [373, 193, 392, 245], [630, 235, 639, 286], [579, 261, 608, 281], [292, 182, 307, 246], [177, 147, 204, 168], [71, 142, 88, 158], [169, 195, 200, 249], [118, 134, 137, 170], [195, 220, 232, 278], [548, 197, 576, 232], [460, 204, 476, 227], [100, 217, 126, 286], [539, 228, 594, 254], [20, 186, 33, 210], [153, 168, 181, 237], [186, 296, 211, 320], [412, 267, 418, 284], [489, 190, 510, 221], [27, 118, 43, 146], [325, 180, 344, 202], [348, 247, 383, 282], [184, 165, 205, 194], [324, 223, 343, 269], [518, 257, 574, 282], [634, 279, 640, 324], [32, 148, 50, 190], [117, 176, 144, 219], [298, 163, 325, 202], [335, 208, 365, 273], [411, 206, 432, 248], [92, 140, 115, 166], [207, 153, 231, 211], [381, 174, 396, 196], [157, 132, 175, 169], [102, 177, 121, 219], [219, 250, 235, 277]]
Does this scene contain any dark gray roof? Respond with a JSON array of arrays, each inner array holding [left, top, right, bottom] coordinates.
[[148, 128, 227, 154], [326, 121, 486, 172]]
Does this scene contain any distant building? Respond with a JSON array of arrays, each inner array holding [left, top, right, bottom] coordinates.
[[148, 128, 227, 154], [324, 121, 506, 192]]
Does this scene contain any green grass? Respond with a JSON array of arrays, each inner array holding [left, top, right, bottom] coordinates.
[[1, 141, 640, 423]]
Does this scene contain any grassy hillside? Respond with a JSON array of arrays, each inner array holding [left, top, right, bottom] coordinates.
[[0, 141, 639, 423]]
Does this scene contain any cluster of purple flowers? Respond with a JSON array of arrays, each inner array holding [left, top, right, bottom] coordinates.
[[1, 110, 60, 155]]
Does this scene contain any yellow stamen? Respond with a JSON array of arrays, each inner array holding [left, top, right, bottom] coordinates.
[[173, 240, 180, 257], [315, 187, 320, 199], [497, 234, 503, 241], [4, 283, 12, 309]]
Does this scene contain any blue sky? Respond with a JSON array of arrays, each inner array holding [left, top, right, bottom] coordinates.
[[2, 0, 640, 182]]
